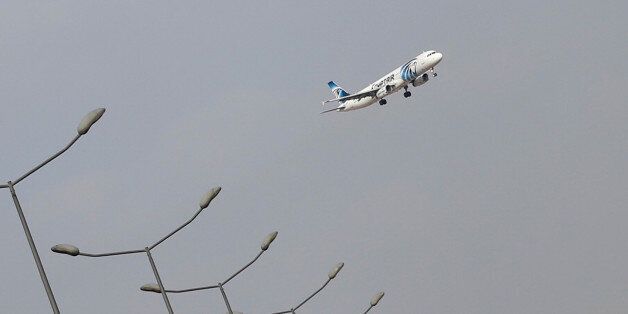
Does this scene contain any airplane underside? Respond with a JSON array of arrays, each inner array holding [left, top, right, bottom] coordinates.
[[340, 68, 437, 111]]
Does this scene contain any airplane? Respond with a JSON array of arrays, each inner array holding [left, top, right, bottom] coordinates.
[[321, 50, 443, 113]]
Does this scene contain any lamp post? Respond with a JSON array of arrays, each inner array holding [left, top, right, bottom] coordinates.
[[2, 108, 105, 314], [52, 186, 222, 314], [140, 231, 278, 314], [363, 291, 385, 314], [271, 262, 344, 314]]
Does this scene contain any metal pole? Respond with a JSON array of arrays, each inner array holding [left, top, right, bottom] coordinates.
[[219, 283, 233, 314], [7, 181, 60, 314], [145, 248, 174, 314], [363, 305, 374, 314]]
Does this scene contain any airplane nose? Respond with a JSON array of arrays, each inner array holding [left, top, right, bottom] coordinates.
[[434, 52, 443, 63]]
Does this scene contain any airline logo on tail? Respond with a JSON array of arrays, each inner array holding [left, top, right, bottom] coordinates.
[[327, 81, 350, 99]]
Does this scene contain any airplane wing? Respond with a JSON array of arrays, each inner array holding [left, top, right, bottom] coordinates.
[[321, 89, 377, 105]]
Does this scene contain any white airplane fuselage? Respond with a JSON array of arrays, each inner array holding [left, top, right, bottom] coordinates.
[[326, 51, 443, 112]]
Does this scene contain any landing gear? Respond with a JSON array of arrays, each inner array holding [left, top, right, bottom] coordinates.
[[379, 99, 387, 105], [403, 86, 411, 98], [430, 68, 438, 77]]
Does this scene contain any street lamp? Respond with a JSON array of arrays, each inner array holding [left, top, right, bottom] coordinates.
[[363, 291, 385, 314], [140, 231, 278, 314], [52, 186, 221, 314], [271, 262, 344, 314], [2, 108, 105, 314]]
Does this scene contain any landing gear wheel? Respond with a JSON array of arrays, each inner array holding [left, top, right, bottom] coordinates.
[[429, 68, 437, 77], [379, 99, 387, 106], [404, 91, 411, 98]]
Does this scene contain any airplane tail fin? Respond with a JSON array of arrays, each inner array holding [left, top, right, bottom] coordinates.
[[327, 81, 350, 98]]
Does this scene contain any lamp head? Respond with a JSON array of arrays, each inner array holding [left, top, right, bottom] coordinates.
[[199, 186, 222, 209], [51, 244, 79, 256], [328, 262, 344, 279], [77, 108, 105, 135], [140, 283, 162, 293], [261, 231, 278, 251], [370, 291, 385, 306]]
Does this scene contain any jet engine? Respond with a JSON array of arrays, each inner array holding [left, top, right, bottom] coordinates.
[[376, 85, 394, 98], [412, 73, 429, 87]]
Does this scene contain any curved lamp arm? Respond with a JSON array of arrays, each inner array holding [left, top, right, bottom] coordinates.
[[223, 250, 264, 285], [13, 134, 81, 185], [138, 249, 265, 295], [12, 108, 105, 186], [272, 262, 343, 314], [149, 187, 221, 250], [141, 283, 221, 294], [79, 249, 145, 257], [223, 230, 277, 285], [148, 206, 203, 250], [140, 230, 278, 293], [51, 244, 144, 257], [292, 278, 331, 312]]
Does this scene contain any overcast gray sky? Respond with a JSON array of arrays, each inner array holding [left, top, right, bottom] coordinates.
[[1, 1, 627, 313]]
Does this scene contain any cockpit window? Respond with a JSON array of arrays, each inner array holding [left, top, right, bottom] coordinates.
[[427, 51, 436, 57]]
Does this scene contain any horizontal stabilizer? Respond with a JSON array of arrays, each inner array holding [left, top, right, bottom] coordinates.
[[320, 106, 345, 114]]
